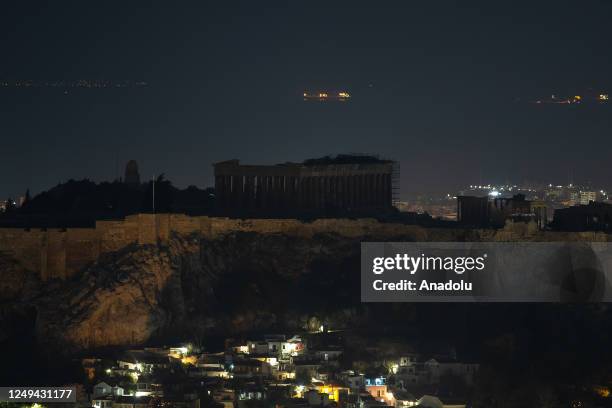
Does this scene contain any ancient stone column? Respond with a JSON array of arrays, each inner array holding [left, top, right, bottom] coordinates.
[[382, 174, 390, 207], [361, 174, 367, 208], [339, 176, 346, 209], [374, 174, 381, 207], [244, 175, 255, 211], [367, 174, 375, 207], [275, 175, 283, 209], [316, 176, 323, 210], [323, 177, 330, 210], [349, 175, 357, 209], [225, 176, 232, 208], [329, 176, 336, 209], [297, 177, 305, 210], [308, 176, 315, 209], [232, 175, 243, 210]]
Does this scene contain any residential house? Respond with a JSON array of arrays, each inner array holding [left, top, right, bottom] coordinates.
[[391, 390, 417, 408], [235, 383, 266, 408], [233, 358, 273, 378], [365, 377, 394, 406], [338, 371, 364, 390], [294, 359, 321, 382], [93, 382, 124, 398], [92, 397, 114, 408]]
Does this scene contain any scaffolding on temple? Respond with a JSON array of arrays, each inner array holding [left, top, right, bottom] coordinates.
[[392, 160, 400, 206], [213, 154, 396, 217]]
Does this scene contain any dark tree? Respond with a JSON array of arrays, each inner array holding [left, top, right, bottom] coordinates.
[[143, 173, 175, 213]]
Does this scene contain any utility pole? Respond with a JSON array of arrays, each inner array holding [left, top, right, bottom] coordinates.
[[152, 174, 155, 213]]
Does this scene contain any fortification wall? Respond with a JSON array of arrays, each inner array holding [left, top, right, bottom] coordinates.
[[0, 214, 609, 281]]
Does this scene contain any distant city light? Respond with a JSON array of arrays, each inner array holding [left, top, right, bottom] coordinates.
[[0, 79, 147, 89]]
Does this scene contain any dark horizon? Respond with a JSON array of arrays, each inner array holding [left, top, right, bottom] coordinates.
[[2, 1, 612, 200]]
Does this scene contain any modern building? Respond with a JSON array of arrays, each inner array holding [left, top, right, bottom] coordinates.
[[213, 155, 396, 216], [553, 201, 612, 232], [570, 190, 598, 206], [457, 194, 547, 229]]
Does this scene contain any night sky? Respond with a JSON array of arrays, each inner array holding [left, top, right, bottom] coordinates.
[[2, 1, 612, 200]]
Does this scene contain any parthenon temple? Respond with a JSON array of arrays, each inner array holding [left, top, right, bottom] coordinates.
[[213, 155, 396, 216]]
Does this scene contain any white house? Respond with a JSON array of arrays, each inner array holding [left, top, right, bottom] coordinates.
[[247, 341, 270, 355], [93, 382, 124, 398], [134, 382, 154, 397], [92, 397, 114, 408]]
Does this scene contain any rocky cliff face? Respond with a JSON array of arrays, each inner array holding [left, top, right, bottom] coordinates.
[[0, 252, 41, 343], [0, 253, 39, 303], [17, 231, 377, 351], [2, 224, 610, 352]]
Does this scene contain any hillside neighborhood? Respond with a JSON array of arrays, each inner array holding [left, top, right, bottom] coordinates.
[[77, 330, 477, 408]]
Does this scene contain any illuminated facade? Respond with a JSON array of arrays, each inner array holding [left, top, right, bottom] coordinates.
[[570, 190, 598, 206], [315, 384, 350, 402], [365, 378, 395, 405]]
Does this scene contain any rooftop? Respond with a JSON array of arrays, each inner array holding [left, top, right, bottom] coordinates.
[[302, 154, 393, 166]]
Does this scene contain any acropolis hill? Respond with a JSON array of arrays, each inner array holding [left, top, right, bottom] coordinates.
[[1, 213, 609, 282], [1, 213, 611, 351]]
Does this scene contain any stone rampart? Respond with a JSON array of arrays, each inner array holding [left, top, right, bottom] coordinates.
[[0, 214, 608, 280]]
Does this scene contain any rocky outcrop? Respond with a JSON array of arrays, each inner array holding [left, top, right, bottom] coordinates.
[[0, 253, 40, 303], [1, 223, 610, 352], [28, 231, 369, 350], [0, 252, 41, 342], [35, 235, 198, 350]]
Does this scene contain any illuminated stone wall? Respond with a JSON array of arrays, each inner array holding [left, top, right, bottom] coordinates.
[[0, 214, 608, 281]]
